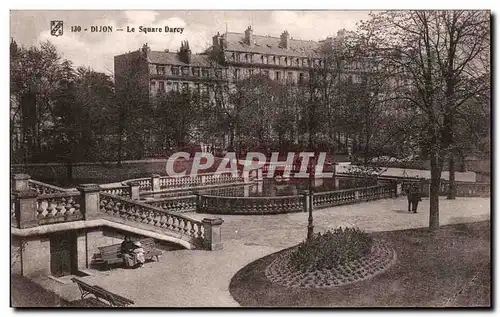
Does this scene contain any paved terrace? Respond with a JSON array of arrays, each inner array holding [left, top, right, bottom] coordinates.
[[31, 196, 490, 307]]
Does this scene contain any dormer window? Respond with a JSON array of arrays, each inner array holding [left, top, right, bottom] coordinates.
[[171, 66, 180, 76], [192, 67, 200, 76], [202, 68, 209, 77], [181, 67, 189, 76], [157, 65, 165, 75]]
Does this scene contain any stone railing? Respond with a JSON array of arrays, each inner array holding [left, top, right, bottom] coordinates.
[[123, 172, 247, 193], [99, 193, 205, 244], [198, 195, 304, 215], [12, 175, 225, 251], [313, 184, 395, 209], [36, 191, 83, 225], [159, 173, 245, 190], [28, 179, 68, 194], [144, 195, 198, 213], [101, 185, 131, 198]]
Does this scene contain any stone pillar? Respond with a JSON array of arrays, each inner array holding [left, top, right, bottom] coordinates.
[[12, 174, 31, 192], [129, 181, 140, 200], [77, 184, 101, 220], [14, 190, 39, 229], [20, 236, 51, 277], [354, 189, 360, 201], [243, 185, 250, 197], [202, 217, 224, 251], [151, 174, 161, 192], [76, 230, 88, 269]]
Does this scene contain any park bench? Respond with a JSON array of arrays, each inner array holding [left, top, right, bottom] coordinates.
[[95, 237, 162, 270], [71, 278, 134, 307]]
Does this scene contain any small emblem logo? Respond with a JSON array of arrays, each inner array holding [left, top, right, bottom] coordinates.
[[50, 21, 63, 37]]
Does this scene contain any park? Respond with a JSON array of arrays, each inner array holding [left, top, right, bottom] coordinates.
[[10, 10, 491, 308]]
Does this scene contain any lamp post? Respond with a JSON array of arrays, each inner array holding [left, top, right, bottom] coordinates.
[[307, 154, 315, 240]]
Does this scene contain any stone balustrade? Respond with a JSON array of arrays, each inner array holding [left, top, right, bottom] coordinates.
[[99, 193, 205, 244], [28, 179, 68, 194], [198, 195, 304, 215], [126, 172, 246, 193], [145, 195, 198, 213], [101, 185, 131, 198], [313, 184, 395, 209], [11, 174, 225, 251], [36, 192, 83, 225]]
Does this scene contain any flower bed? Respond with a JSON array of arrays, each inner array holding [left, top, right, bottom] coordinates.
[[265, 237, 396, 289]]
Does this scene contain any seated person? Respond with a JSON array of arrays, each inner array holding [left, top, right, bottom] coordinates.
[[121, 237, 146, 268]]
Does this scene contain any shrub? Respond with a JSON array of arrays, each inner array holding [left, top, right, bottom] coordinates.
[[288, 227, 373, 272]]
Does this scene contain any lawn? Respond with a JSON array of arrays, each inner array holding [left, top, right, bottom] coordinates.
[[229, 221, 491, 307]]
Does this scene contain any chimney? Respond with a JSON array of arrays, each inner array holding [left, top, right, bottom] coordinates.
[[212, 32, 220, 47], [179, 41, 192, 64], [141, 43, 150, 57], [280, 31, 289, 49], [244, 26, 253, 45]]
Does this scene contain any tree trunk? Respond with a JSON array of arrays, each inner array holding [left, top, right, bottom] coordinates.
[[429, 153, 441, 231], [447, 151, 456, 199]]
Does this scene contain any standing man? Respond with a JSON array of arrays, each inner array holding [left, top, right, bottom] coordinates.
[[407, 184, 422, 213]]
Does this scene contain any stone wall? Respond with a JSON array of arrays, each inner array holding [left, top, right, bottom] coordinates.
[[11, 235, 51, 277]]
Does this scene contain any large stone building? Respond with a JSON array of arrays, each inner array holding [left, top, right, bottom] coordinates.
[[114, 26, 344, 98], [114, 27, 353, 154]]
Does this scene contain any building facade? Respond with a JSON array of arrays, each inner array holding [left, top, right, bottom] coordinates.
[[114, 27, 353, 154]]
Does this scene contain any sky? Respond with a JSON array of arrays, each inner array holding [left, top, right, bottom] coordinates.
[[10, 10, 373, 75]]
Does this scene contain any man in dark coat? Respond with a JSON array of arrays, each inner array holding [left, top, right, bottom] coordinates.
[[407, 184, 422, 213]]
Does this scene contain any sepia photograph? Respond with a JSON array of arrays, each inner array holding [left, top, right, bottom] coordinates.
[[9, 9, 491, 308]]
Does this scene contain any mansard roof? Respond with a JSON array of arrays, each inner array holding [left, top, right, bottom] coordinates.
[[147, 51, 213, 67], [224, 32, 322, 58]]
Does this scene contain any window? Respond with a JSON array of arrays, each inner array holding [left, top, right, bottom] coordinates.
[[233, 68, 240, 80], [194, 83, 201, 92], [173, 82, 179, 91], [157, 66, 165, 75], [182, 82, 189, 91], [249, 69, 254, 76], [235, 53, 240, 62], [262, 55, 268, 64], [202, 68, 209, 77], [287, 72, 293, 82], [215, 69, 222, 78], [264, 70, 269, 77], [299, 73, 304, 83], [171, 66, 180, 76], [273, 56, 276, 64], [192, 67, 200, 76], [158, 81, 165, 92], [296, 58, 300, 66], [244, 54, 248, 62], [181, 67, 189, 76], [231, 53, 235, 61], [150, 81, 156, 93], [275, 71, 281, 81]]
